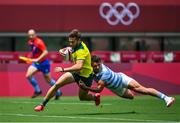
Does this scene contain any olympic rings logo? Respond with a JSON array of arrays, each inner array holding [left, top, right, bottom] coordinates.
[[99, 2, 140, 26]]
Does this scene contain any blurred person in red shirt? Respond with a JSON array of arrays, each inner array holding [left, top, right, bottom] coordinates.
[[26, 29, 62, 99]]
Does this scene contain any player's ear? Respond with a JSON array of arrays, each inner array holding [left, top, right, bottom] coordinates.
[[91, 62, 93, 66], [77, 39, 81, 44]]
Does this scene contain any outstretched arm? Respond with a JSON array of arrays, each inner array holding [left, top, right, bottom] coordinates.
[[79, 80, 105, 93]]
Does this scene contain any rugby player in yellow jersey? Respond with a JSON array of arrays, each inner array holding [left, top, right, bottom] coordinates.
[[34, 29, 100, 111]]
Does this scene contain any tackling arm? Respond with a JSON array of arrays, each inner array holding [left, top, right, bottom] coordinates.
[[79, 80, 105, 93]]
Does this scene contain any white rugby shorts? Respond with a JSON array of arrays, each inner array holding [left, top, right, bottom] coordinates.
[[110, 72, 134, 96]]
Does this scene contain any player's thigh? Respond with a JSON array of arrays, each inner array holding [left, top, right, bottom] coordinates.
[[26, 65, 38, 77], [55, 72, 75, 87], [118, 72, 134, 88], [128, 80, 147, 92]]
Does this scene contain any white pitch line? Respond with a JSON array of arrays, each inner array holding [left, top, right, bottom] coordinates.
[[10, 101, 112, 106], [0, 113, 172, 122]]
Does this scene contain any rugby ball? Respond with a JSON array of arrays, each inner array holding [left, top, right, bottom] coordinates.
[[59, 47, 72, 61]]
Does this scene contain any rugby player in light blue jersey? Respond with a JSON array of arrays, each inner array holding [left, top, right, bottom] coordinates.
[[79, 55, 175, 107]]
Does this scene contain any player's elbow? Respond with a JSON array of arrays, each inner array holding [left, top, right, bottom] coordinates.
[[26, 75, 33, 81], [76, 64, 83, 71], [44, 50, 48, 55]]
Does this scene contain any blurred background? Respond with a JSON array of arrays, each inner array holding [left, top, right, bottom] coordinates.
[[0, 0, 180, 97]]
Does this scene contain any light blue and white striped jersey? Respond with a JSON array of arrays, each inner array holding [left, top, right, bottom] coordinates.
[[94, 64, 123, 89]]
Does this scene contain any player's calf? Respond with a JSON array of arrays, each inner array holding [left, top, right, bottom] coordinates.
[[95, 93, 101, 106]]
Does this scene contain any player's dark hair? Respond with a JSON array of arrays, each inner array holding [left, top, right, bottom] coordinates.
[[91, 55, 101, 63], [69, 29, 81, 40]]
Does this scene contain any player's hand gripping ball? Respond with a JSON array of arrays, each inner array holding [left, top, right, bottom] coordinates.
[[59, 47, 72, 61]]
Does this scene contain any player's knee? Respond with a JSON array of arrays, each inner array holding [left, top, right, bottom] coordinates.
[[129, 95, 134, 99], [131, 92, 135, 99], [123, 94, 134, 100], [26, 75, 32, 80], [53, 84, 60, 89]]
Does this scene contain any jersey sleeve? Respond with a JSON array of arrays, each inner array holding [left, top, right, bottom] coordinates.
[[36, 39, 46, 51], [101, 73, 109, 81]]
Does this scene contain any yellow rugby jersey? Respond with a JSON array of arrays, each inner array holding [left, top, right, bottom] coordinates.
[[71, 41, 93, 78]]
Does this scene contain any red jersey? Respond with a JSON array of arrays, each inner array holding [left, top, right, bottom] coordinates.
[[28, 37, 47, 62]]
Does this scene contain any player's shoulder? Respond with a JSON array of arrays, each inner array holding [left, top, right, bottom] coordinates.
[[81, 41, 90, 51], [75, 43, 89, 54], [100, 65, 109, 75], [78, 42, 85, 50], [72, 42, 84, 53], [34, 37, 45, 45], [101, 64, 108, 71], [34, 37, 43, 42]]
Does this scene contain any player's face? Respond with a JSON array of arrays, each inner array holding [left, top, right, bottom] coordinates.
[[68, 37, 79, 48], [28, 33, 36, 40], [92, 62, 102, 74]]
